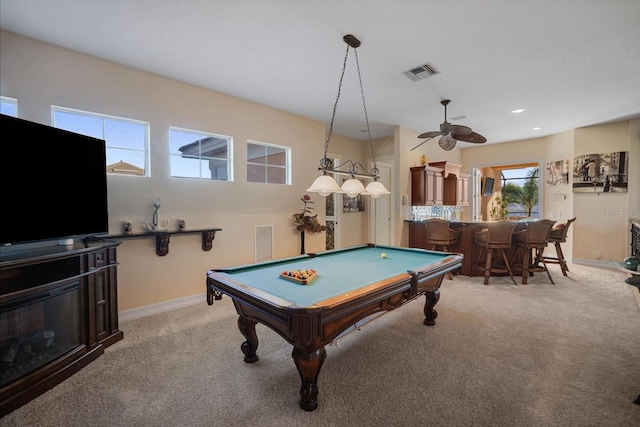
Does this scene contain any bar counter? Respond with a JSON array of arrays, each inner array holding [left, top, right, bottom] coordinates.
[[407, 220, 527, 277]]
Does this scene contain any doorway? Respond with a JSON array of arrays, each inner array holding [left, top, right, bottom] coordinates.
[[369, 158, 393, 245], [471, 160, 543, 221], [324, 155, 341, 250]]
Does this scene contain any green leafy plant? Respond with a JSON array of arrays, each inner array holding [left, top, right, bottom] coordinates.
[[292, 195, 326, 233], [490, 196, 509, 220]]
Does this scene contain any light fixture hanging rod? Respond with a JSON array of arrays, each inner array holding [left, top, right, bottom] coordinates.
[[318, 168, 375, 180]]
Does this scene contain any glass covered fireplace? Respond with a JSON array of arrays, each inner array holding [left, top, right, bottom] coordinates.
[[0, 282, 81, 388]]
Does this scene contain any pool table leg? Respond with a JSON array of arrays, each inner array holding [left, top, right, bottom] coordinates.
[[423, 289, 440, 326], [292, 345, 326, 411], [237, 315, 259, 363]]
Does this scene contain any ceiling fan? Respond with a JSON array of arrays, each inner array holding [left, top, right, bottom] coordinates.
[[411, 99, 487, 151]]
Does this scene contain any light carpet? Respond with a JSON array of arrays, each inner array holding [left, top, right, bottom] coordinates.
[[2, 263, 639, 427]]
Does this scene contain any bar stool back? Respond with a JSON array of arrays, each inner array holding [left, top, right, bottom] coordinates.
[[474, 220, 518, 285], [512, 219, 556, 284], [543, 217, 576, 276], [425, 218, 459, 280]]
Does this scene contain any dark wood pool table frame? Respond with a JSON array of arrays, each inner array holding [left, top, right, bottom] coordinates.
[[206, 244, 463, 411]]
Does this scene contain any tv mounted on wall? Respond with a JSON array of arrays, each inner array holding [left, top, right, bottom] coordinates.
[[0, 114, 109, 247], [482, 177, 495, 196]]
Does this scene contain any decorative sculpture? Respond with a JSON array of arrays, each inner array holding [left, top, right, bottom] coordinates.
[[145, 198, 169, 232]]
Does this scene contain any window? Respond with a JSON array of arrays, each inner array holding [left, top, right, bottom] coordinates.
[[169, 128, 232, 180], [500, 166, 540, 219], [246, 141, 290, 184], [52, 107, 149, 176], [1, 96, 18, 117]]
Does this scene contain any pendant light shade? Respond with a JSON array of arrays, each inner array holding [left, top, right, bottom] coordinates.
[[306, 174, 343, 196], [341, 178, 367, 198], [365, 180, 391, 198]]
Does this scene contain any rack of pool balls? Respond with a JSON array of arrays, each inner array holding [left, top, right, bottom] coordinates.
[[279, 268, 317, 285]]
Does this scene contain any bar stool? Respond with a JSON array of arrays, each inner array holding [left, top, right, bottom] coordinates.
[[474, 220, 518, 285], [425, 218, 460, 280], [542, 217, 576, 276], [511, 219, 556, 284]]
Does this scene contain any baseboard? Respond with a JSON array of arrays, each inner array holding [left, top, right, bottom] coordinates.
[[119, 293, 206, 323], [571, 258, 618, 270]]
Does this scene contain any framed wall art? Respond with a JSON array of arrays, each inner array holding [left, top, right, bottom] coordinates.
[[546, 159, 569, 185], [572, 151, 629, 193], [342, 179, 365, 213]]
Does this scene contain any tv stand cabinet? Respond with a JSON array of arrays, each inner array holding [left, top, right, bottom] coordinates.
[[0, 241, 122, 416]]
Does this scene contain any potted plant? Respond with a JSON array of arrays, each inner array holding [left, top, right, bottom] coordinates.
[[293, 195, 326, 254]]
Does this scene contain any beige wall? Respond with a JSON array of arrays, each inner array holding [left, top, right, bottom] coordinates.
[[0, 31, 369, 312], [572, 121, 635, 261]]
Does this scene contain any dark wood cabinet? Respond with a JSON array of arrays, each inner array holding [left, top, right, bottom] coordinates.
[[411, 165, 443, 206], [88, 246, 122, 347], [0, 241, 122, 416], [410, 162, 469, 207]]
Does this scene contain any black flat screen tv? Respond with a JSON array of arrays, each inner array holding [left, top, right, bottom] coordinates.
[[0, 114, 109, 247], [482, 177, 495, 196]]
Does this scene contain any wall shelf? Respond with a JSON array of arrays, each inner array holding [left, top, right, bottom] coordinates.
[[108, 228, 222, 256]]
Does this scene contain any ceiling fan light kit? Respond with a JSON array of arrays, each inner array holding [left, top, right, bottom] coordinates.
[[412, 99, 487, 152], [438, 134, 457, 151]]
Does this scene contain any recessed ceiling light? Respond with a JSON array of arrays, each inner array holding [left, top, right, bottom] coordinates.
[[511, 108, 526, 114], [533, 127, 541, 130]]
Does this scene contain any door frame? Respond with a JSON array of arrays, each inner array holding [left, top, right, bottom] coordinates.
[[325, 153, 342, 250], [368, 156, 394, 245], [469, 157, 544, 221]]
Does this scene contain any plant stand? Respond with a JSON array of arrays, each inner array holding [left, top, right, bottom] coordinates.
[[300, 231, 305, 254]]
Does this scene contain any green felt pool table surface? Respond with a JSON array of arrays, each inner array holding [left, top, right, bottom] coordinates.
[[210, 246, 456, 307], [210, 244, 456, 307]]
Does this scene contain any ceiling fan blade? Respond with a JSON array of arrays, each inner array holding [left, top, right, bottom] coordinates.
[[410, 135, 438, 151], [417, 130, 443, 139], [451, 131, 487, 143], [442, 122, 472, 135]]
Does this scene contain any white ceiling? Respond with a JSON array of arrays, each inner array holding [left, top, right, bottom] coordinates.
[[2, 0, 640, 148]]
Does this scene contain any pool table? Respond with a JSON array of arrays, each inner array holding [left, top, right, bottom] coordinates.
[[206, 244, 463, 411]]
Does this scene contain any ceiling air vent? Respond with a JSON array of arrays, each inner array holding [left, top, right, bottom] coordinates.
[[403, 63, 440, 82]]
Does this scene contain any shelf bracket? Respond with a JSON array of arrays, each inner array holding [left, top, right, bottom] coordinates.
[[202, 230, 217, 251], [155, 234, 170, 256]]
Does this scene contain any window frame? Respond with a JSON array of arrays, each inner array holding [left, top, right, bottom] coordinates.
[[169, 126, 233, 181], [500, 166, 540, 219], [51, 106, 150, 177], [0, 96, 18, 117], [246, 140, 291, 185]]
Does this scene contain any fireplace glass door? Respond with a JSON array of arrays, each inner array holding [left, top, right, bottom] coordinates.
[[0, 281, 81, 387]]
